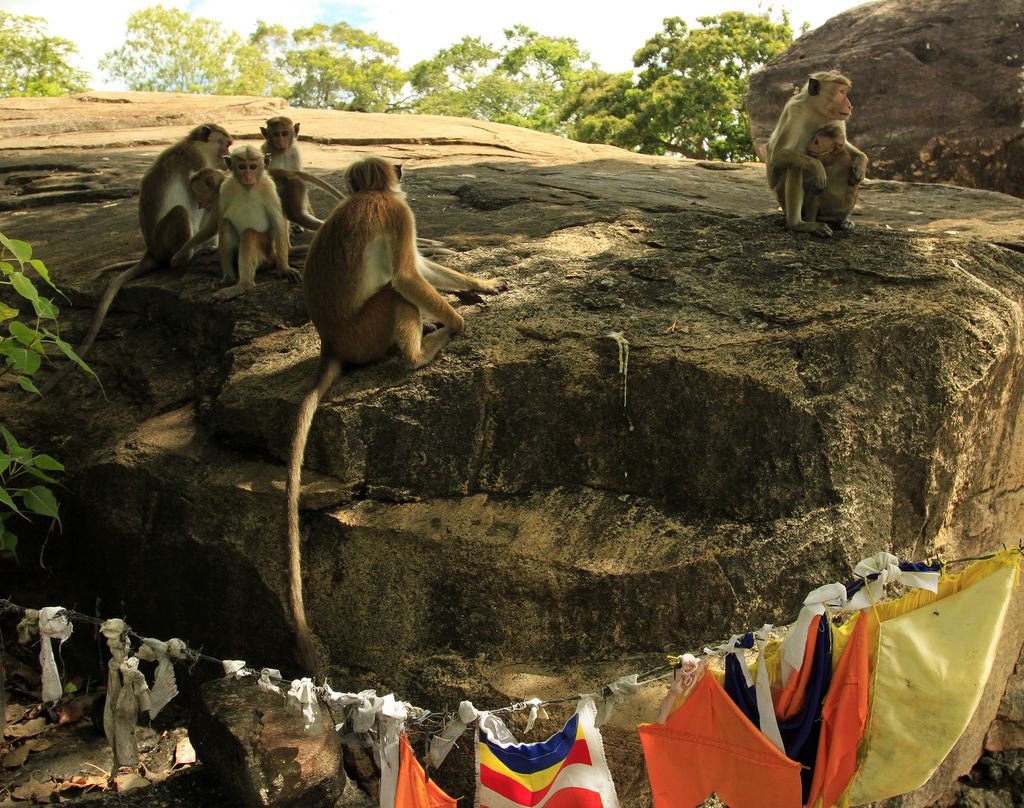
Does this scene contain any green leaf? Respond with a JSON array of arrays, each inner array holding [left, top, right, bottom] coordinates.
[[0, 530, 17, 553], [0, 426, 23, 455], [18, 375, 40, 395], [51, 334, 97, 378], [33, 454, 64, 472], [0, 261, 14, 276], [0, 487, 22, 515], [33, 297, 58, 320], [9, 320, 38, 346], [22, 465, 58, 485], [7, 347, 41, 375], [20, 485, 60, 521], [0, 302, 19, 320], [4, 239, 32, 263], [10, 272, 40, 305], [29, 258, 59, 291], [0, 452, 11, 474]]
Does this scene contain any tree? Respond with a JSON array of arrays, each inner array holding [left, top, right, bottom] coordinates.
[[0, 11, 90, 97], [410, 25, 602, 134], [101, 5, 253, 94], [280, 22, 405, 111], [564, 12, 793, 161]]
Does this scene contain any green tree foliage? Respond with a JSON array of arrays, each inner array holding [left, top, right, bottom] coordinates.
[[0, 11, 90, 97], [409, 25, 602, 134], [564, 12, 793, 161], [100, 5, 273, 94], [0, 233, 94, 553], [279, 22, 406, 111]]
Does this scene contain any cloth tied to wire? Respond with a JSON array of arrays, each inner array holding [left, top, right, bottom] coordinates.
[[780, 583, 848, 684], [136, 638, 187, 717], [287, 677, 320, 731], [100, 618, 142, 769], [597, 674, 640, 727], [712, 627, 785, 753], [377, 694, 409, 808], [222, 660, 250, 678], [38, 607, 73, 704], [842, 552, 940, 611], [424, 700, 479, 770], [256, 668, 284, 697]]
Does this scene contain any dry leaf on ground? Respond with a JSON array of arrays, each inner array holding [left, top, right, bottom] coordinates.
[[173, 737, 196, 766], [54, 774, 108, 794], [1, 744, 30, 768], [12, 778, 55, 802], [5, 718, 46, 740], [113, 772, 149, 793]]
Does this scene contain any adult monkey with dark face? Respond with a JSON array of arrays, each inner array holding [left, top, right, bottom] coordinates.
[[285, 157, 504, 671], [766, 70, 867, 238], [40, 123, 233, 394]]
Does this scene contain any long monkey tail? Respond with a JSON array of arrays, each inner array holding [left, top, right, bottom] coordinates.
[[39, 254, 160, 396], [286, 354, 343, 673]]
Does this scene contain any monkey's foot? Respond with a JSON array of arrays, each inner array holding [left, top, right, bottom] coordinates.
[[787, 221, 833, 238], [838, 219, 855, 231], [211, 284, 249, 302], [278, 266, 302, 283]]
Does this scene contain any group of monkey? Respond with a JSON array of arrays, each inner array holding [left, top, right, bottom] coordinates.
[[39, 70, 865, 672]]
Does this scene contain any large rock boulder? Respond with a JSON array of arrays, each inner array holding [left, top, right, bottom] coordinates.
[[747, 0, 1024, 198], [2, 93, 1024, 807]]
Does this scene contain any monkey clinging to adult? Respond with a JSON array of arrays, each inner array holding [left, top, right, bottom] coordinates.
[[39, 123, 233, 394], [766, 70, 867, 238], [172, 144, 294, 301], [285, 157, 504, 671], [803, 123, 863, 232], [261, 116, 302, 172]]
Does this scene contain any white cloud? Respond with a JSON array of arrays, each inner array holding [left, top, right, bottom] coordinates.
[[10, 0, 864, 90]]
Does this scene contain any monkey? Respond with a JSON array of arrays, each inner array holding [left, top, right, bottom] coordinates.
[[284, 158, 505, 671], [261, 116, 302, 172], [802, 123, 863, 231], [187, 165, 345, 233], [766, 70, 868, 238], [39, 123, 233, 394], [172, 144, 292, 301], [182, 166, 502, 294]]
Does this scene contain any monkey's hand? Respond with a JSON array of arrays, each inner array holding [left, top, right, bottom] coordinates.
[[810, 158, 827, 190], [170, 247, 193, 269], [851, 155, 867, 185]]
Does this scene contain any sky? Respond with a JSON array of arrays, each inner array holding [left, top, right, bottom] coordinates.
[[5, 0, 869, 90]]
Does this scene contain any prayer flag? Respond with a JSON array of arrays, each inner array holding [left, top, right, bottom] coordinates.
[[396, 735, 457, 808], [639, 671, 802, 808], [847, 551, 1020, 803], [477, 698, 619, 808]]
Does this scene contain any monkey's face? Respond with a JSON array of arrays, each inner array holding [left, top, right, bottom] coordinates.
[[266, 126, 295, 151], [191, 178, 218, 210], [807, 135, 840, 159], [232, 159, 263, 189], [823, 83, 852, 120]]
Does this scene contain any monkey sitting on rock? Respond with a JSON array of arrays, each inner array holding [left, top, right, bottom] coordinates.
[[285, 157, 506, 671], [766, 70, 868, 238]]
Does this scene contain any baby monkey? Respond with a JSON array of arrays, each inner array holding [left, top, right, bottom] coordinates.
[[261, 116, 301, 172], [803, 123, 862, 231]]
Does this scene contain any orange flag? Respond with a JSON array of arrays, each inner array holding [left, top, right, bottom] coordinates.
[[396, 735, 458, 808], [639, 672, 802, 808], [805, 612, 869, 808]]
